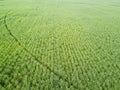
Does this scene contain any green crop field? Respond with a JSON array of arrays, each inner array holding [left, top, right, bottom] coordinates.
[[0, 0, 120, 90]]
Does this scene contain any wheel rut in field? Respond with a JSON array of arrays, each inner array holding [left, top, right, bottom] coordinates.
[[3, 14, 86, 90]]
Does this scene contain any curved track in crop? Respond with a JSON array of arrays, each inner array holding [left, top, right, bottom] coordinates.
[[4, 14, 89, 90]]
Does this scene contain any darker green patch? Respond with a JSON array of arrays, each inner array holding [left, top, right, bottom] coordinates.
[[0, 80, 5, 87]]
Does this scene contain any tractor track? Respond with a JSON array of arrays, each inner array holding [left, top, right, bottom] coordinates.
[[0, 12, 13, 22], [4, 14, 82, 90]]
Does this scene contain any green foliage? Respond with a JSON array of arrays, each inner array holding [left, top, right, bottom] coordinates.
[[0, 0, 120, 90]]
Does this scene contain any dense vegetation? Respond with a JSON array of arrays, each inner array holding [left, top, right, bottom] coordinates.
[[0, 0, 120, 90]]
